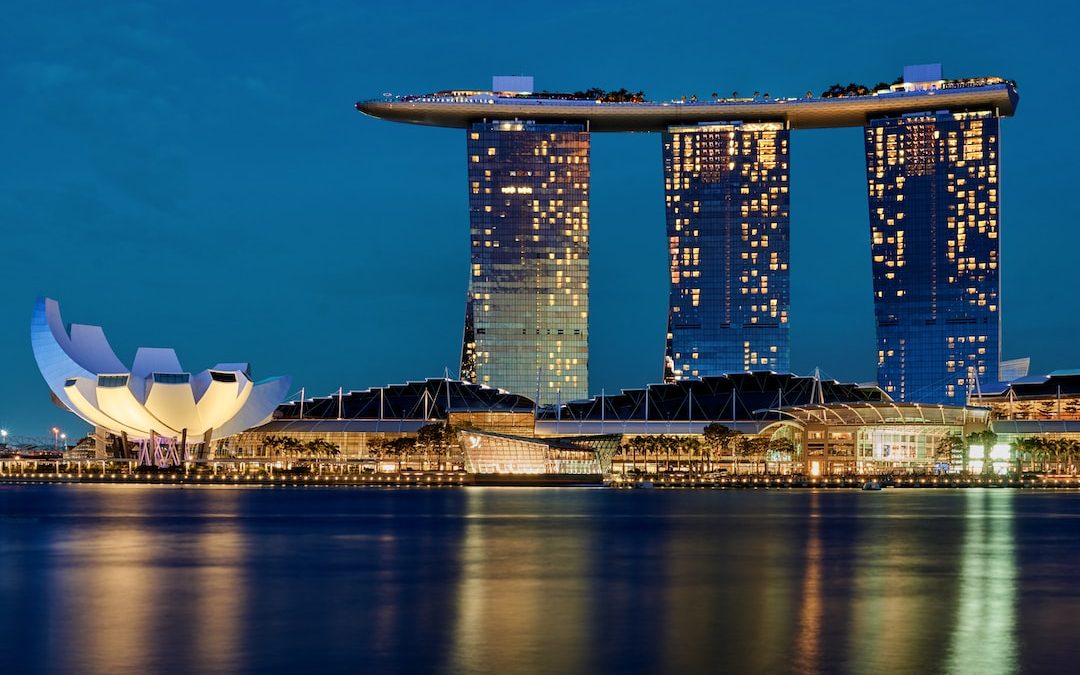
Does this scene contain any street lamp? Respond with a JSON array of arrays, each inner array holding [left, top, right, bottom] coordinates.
[[60, 433, 67, 451], [0, 429, 7, 448], [52, 427, 59, 451]]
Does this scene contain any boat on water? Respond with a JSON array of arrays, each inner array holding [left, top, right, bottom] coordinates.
[[862, 480, 883, 491]]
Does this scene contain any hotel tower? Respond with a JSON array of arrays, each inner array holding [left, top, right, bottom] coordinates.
[[662, 122, 790, 381], [866, 109, 1001, 403], [459, 120, 590, 405]]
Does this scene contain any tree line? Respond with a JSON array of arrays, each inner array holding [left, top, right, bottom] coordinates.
[[618, 423, 795, 476], [260, 435, 341, 458], [261, 423, 464, 470], [820, 76, 903, 98], [936, 430, 1080, 474]]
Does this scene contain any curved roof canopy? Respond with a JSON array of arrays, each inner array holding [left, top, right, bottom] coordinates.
[[765, 402, 989, 427], [31, 297, 291, 441]]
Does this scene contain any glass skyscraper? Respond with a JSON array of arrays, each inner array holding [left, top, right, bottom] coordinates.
[[662, 122, 790, 381], [460, 121, 590, 405], [865, 111, 1001, 404]]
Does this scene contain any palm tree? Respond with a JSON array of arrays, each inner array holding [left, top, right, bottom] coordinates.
[[691, 436, 705, 475], [303, 438, 340, 459], [664, 435, 680, 473], [965, 429, 999, 474], [622, 436, 645, 475]]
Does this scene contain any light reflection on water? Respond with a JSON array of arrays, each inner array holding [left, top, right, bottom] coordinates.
[[946, 490, 1017, 674], [0, 486, 1076, 674]]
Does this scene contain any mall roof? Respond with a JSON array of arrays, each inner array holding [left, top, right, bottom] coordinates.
[[976, 372, 1080, 400], [538, 371, 889, 423], [274, 378, 535, 421]]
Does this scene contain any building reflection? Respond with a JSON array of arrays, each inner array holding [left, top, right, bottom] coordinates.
[[947, 490, 1018, 673], [451, 489, 594, 673], [42, 487, 250, 674], [51, 488, 165, 675], [660, 497, 803, 673], [793, 491, 823, 672], [191, 492, 247, 674]]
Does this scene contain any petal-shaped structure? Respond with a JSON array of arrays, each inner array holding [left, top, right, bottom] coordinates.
[[96, 376, 183, 437], [31, 298, 124, 412], [63, 376, 144, 437], [212, 376, 292, 440], [143, 374, 202, 435], [195, 371, 255, 432], [31, 297, 291, 444]]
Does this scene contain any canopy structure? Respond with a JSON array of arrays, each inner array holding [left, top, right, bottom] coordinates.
[[31, 297, 291, 442], [763, 401, 989, 427]]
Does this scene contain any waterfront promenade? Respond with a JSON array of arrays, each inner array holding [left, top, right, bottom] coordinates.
[[1, 461, 1076, 489]]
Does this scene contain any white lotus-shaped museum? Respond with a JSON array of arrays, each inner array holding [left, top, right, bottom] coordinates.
[[31, 297, 292, 443]]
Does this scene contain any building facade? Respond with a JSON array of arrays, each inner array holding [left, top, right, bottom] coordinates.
[[662, 123, 790, 380], [865, 110, 1001, 404], [459, 430, 618, 475], [461, 121, 590, 404]]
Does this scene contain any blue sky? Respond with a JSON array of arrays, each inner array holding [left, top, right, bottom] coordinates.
[[1, 0, 1075, 439]]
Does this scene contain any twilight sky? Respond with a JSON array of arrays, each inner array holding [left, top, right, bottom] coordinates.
[[2, 0, 1076, 439]]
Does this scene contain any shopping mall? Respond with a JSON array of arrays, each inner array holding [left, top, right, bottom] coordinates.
[[30, 297, 1080, 478]]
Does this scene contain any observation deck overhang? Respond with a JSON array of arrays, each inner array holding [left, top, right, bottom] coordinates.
[[357, 84, 1017, 132]]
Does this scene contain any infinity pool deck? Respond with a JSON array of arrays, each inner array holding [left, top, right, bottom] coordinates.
[[356, 83, 1018, 131]]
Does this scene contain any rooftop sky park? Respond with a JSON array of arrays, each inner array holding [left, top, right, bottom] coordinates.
[[356, 69, 1017, 132]]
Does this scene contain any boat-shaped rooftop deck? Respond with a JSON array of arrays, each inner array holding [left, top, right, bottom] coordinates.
[[357, 82, 1017, 132]]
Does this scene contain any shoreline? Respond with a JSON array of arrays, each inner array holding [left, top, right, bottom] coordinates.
[[2, 472, 1077, 489]]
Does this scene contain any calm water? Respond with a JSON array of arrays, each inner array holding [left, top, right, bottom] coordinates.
[[1, 486, 1079, 674]]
